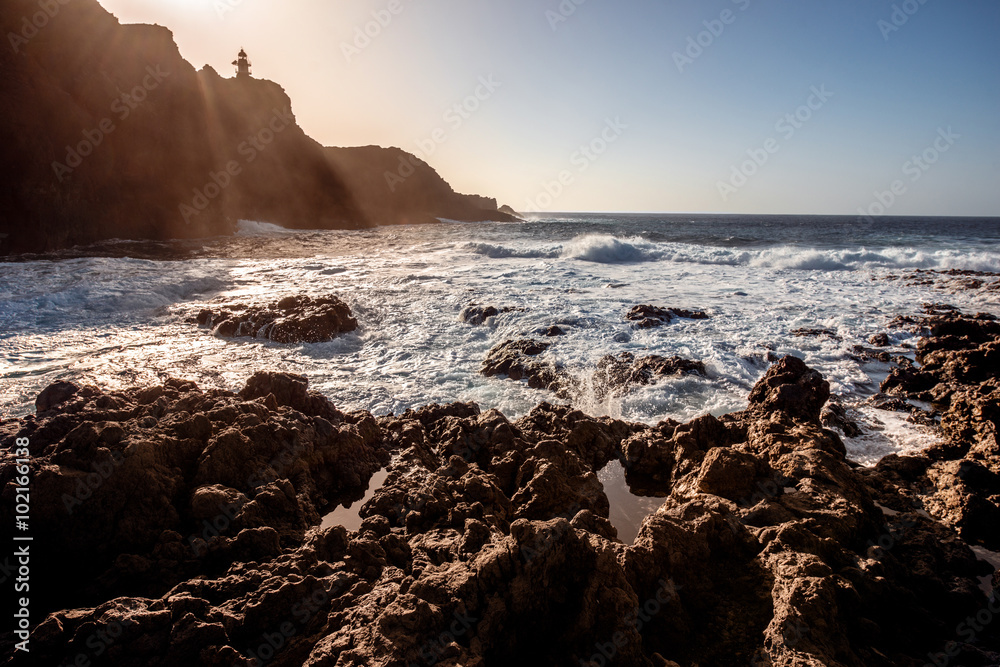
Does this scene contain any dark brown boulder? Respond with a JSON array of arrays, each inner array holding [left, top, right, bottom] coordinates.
[[481, 339, 565, 395], [625, 305, 709, 329], [594, 352, 706, 398], [746, 355, 830, 422], [197, 294, 357, 344]]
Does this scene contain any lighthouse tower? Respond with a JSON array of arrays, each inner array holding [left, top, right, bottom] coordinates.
[[233, 48, 252, 79]]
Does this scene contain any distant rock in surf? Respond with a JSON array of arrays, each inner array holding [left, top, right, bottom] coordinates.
[[625, 305, 709, 329], [791, 327, 842, 341], [459, 304, 524, 326], [869, 332, 891, 347], [196, 294, 357, 343], [481, 339, 566, 395], [593, 352, 706, 399]]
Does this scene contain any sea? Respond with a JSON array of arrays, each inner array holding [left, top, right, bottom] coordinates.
[[3, 214, 1000, 473]]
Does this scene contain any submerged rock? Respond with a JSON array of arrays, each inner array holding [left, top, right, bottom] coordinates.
[[480, 339, 566, 395], [593, 352, 706, 399], [791, 327, 842, 341], [820, 400, 863, 438], [625, 305, 709, 329], [459, 304, 524, 326], [196, 294, 357, 343]]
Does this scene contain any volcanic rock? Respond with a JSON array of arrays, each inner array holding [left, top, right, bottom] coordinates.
[[593, 352, 706, 399], [625, 305, 709, 329], [4, 354, 999, 666], [459, 304, 523, 326], [196, 294, 357, 343], [480, 339, 565, 395]]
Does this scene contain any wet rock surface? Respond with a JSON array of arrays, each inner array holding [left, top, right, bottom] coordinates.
[[883, 269, 1000, 293], [593, 352, 707, 399], [480, 339, 566, 396], [791, 327, 842, 341], [624, 305, 709, 329], [3, 347, 999, 666], [459, 304, 524, 326], [874, 307, 1000, 551], [195, 295, 358, 344]]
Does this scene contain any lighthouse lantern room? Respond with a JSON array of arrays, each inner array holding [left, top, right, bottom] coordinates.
[[233, 49, 252, 79]]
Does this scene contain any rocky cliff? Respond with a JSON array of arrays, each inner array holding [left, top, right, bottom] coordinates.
[[0, 0, 513, 255]]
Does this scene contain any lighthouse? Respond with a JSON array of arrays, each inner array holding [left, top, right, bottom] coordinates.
[[233, 48, 252, 79]]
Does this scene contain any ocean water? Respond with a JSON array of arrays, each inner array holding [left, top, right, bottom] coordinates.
[[2, 214, 999, 468]]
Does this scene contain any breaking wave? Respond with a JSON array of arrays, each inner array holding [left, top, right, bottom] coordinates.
[[468, 234, 1000, 272]]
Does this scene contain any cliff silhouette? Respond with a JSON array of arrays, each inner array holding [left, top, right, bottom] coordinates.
[[0, 0, 515, 255]]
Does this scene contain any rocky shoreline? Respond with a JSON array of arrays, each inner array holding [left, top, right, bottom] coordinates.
[[1, 306, 999, 666]]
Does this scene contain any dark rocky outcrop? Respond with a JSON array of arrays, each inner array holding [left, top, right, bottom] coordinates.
[[459, 304, 524, 326], [791, 327, 842, 341], [0, 0, 513, 255], [869, 333, 891, 347], [195, 295, 357, 343], [821, 401, 863, 438], [4, 352, 999, 666], [872, 308, 1000, 550], [593, 352, 706, 399], [480, 339, 565, 396], [625, 305, 709, 329]]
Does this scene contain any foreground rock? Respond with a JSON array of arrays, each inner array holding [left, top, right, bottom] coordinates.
[[196, 295, 358, 343], [2, 356, 998, 666], [625, 305, 709, 329]]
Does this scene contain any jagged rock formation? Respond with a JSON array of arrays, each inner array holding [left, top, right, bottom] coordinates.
[[871, 306, 1000, 551], [480, 339, 566, 396], [593, 352, 706, 400], [0, 0, 513, 255], [2, 352, 998, 665], [195, 295, 357, 344]]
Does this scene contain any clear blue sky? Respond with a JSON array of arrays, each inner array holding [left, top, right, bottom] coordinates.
[[98, 0, 1000, 215]]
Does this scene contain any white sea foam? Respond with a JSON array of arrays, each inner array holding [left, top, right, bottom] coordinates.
[[236, 220, 297, 236], [2, 218, 997, 473], [467, 234, 1000, 272]]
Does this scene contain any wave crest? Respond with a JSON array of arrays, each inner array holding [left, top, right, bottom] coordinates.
[[468, 234, 1000, 272]]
